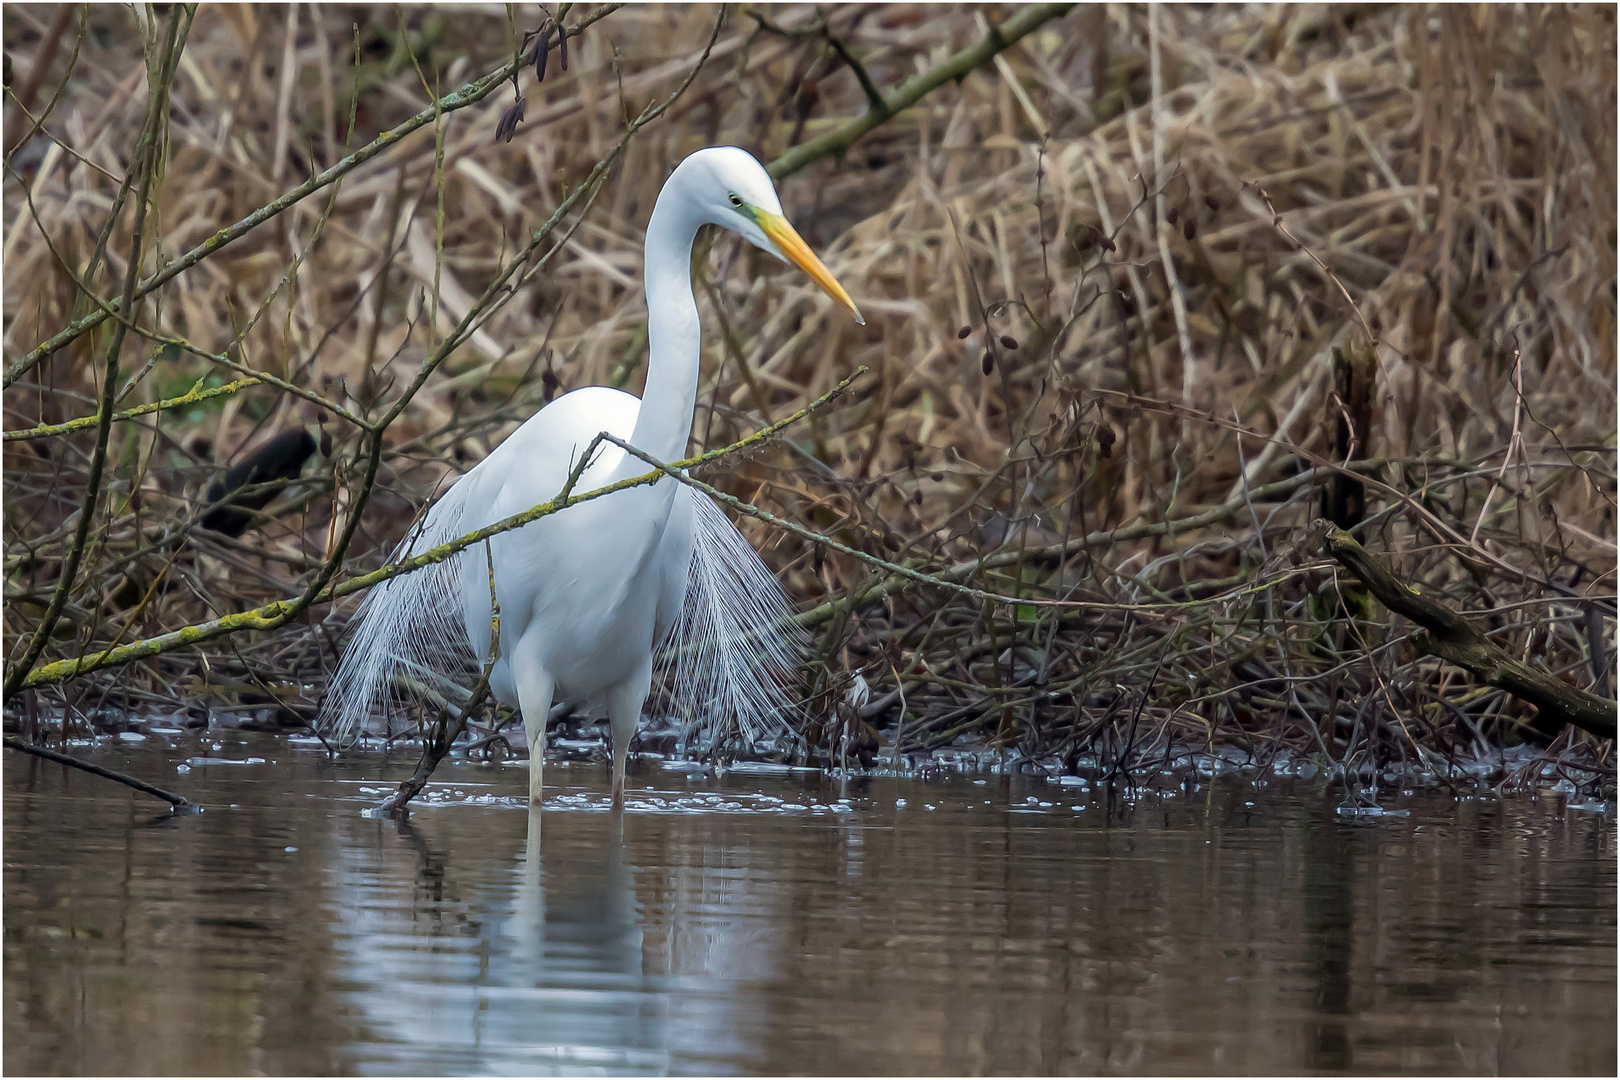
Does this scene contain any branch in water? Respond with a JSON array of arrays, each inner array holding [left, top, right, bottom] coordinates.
[[1316, 520, 1617, 741], [4, 735, 191, 809]]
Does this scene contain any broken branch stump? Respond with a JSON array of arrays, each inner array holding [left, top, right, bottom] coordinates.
[[1315, 520, 1616, 741]]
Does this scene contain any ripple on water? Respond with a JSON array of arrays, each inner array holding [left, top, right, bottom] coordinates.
[[2, 739, 1614, 1076]]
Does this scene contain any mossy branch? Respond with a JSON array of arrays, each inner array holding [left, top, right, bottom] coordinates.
[[1316, 520, 1616, 741], [4, 7, 189, 700], [767, 3, 1073, 180], [14, 368, 863, 691], [3, 376, 261, 442]]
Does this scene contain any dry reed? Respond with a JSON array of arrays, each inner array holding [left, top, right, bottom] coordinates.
[[4, 4, 1615, 796]]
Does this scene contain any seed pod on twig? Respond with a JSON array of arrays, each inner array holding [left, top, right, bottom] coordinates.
[[534, 24, 550, 82], [999, 335, 1018, 350], [982, 349, 996, 376], [1166, 207, 1179, 225], [1096, 425, 1116, 458], [558, 25, 568, 71], [495, 96, 526, 143], [957, 325, 972, 339], [1183, 217, 1197, 241]]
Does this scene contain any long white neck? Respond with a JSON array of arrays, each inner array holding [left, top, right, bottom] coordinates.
[[625, 190, 705, 470]]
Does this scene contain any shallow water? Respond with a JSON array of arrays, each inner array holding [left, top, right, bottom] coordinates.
[[5, 734, 1615, 1075]]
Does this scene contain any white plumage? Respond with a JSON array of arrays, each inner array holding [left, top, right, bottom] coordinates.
[[319, 147, 860, 804]]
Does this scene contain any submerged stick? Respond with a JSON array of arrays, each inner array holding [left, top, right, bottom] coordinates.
[[1316, 521, 1616, 741], [4, 735, 191, 808]]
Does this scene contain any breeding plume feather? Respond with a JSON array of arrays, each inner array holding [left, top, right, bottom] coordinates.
[[319, 480, 476, 745], [661, 491, 809, 754], [321, 481, 807, 753], [318, 146, 862, 805]]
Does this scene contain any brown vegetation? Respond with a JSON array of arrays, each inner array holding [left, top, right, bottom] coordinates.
[[4, 4, 1615, 795]]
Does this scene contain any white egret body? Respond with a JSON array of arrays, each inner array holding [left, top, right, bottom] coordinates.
[[321, 147, 862, 803]]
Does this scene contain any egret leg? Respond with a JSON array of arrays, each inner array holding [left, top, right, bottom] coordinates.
[[605, 664, 651, 807], [516, 662, 556, 806]]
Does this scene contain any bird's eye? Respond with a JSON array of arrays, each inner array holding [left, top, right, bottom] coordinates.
[[728, 193, 743, 207]]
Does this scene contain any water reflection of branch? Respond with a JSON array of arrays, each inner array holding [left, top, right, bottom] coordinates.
[[387, 814, 451, 906]]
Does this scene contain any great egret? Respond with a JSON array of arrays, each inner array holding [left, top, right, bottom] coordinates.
[[321, 146, 862, 804]]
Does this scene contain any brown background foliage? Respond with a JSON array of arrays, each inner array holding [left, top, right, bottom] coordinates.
[[4, 5, 1614, 785]]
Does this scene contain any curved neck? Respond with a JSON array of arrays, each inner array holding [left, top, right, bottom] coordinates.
[[626, 194, 705, 470]]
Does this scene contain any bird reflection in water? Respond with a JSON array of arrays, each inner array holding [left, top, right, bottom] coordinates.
[[332, 806, 667, 1075], [485, 806, 664, 1073]]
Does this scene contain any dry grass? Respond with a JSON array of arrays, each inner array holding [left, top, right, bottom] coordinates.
[[4, 4, 1615, 793]]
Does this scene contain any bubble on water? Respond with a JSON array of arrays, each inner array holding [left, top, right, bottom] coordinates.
[[284, 846, 298, 853], [895, 799, 907, 808]]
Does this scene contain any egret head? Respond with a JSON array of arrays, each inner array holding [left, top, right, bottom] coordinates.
[[671, 146, 864, 325]]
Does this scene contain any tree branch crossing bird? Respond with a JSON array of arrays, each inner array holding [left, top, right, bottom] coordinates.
[[320, 147, 863, 805]]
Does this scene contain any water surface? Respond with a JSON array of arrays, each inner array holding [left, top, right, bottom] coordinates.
[[5, 736, 1615, 1074]]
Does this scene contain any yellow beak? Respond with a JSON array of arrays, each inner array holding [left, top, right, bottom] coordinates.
[[757, 212, 865, 325]]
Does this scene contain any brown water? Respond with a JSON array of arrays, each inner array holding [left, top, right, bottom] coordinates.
[[4, 734, 1615, 1076]]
